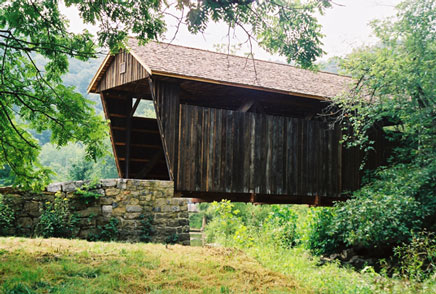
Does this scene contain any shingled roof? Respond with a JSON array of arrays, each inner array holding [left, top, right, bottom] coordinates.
[[88, 38, 352, 99]]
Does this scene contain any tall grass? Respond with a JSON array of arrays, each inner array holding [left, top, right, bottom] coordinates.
[[202, 201, 436, 294]]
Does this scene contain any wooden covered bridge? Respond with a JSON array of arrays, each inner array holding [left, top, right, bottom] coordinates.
[[88, 39, 390, 206]]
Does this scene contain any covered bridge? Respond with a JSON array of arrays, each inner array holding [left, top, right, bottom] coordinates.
[[88, 39, 390, 205]]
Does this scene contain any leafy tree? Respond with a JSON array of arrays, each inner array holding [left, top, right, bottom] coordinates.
[[335, 0, 435, 167], [1, 0, 332, 188], [317, 56, 341, 74], [39, 141, 118, 182], [309, 0, 436, 255]]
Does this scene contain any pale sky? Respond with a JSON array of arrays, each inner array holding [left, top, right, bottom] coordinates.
[[63, 0, 401, 62]]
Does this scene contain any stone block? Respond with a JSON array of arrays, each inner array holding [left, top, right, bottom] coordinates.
[[105, 188, 120, 197], [100, 197, 114, 205], [46, 183, 62, 193], [77, 217, 96, 226], [78, 228, 93, 239], [100, 179, 117, 188], [115, 194, 127, 202], [117, 179, 127, 189], [96, 216, 109, 226], [166, 219, 180, 227], [124, 212, 142, 220], [154, 213, 167, 219], [120, 219, 138, 229], [178, 233, 190, 242], [178, 212, 189, 219], [128, 198, 139, 205], [17, 217, 33, 228], [164, 228, 177, 235], [77, 206, 100, 217], [92, 188, 105, 195], [62, 181, 78, 193], [24, 201, 40, 217], [112, 207, 126, 216], [102, 205, 113, 216], [126, 205, 142, 213], [178, 219, 189, 226], [129, 191, 140, 197]]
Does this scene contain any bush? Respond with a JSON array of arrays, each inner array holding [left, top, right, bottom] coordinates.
[[35, 194, 77, 238], [204, 201, 300, 249], [0, 194, 14, 236], [189, 212, 204, 229], [306, 163, 434, 256], [333, 194, 422, 252], [88, 217, 119, 241], [165, 233, 179, 245], [334, 164, 432, 252], [204, 200, 243, 245], [394, 231, 436, 281], [139, 214, 154, 243], [263, 205, 299, 249], [306, 208, 343, 255], [74, 180, 102, 204]]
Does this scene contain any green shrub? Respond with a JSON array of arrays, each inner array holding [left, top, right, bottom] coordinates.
[[334, 164, 432, 252], [35, 194, 77, 238], [189, 212, 204, 229], [204, 201, 300, 249], [232, 202, 273, 230], [88, 217, 119, 241], [306, 163, 434, 256], [232, 223, 254, 248], [263, 205, 299, 249], [204, 200, 244, 246], [306, 207, 343, 255], [0, 194, 14, 236], [139, 214, 154, 243], [333, 194, 422, 251], [394, 231, 436, 281], [74, 180, 102, 204], [165, 233, 179, 245]]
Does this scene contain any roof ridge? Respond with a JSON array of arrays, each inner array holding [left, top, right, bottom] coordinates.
[[129, 38, 350, 79]]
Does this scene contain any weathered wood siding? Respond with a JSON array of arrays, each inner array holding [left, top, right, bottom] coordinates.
[[176, 105, 343, 198], [97, 52, 149, 92], [152, 80, 180, 181]]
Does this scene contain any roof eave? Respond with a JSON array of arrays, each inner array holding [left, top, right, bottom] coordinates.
[[151, 70, 330, 101]]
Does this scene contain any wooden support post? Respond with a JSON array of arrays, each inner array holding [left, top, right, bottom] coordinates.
[[130, 97, 142, 117], [314, 193, 320, 206], [100, 92, 122, 178], [250, 192, 256, 203]]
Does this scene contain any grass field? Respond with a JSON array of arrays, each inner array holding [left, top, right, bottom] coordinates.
[[0, 237, 305, 294], [1, 237, 434, 294]]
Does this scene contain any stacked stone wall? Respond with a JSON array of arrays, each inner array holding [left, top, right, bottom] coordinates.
[[0, 179, 190, 245]]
